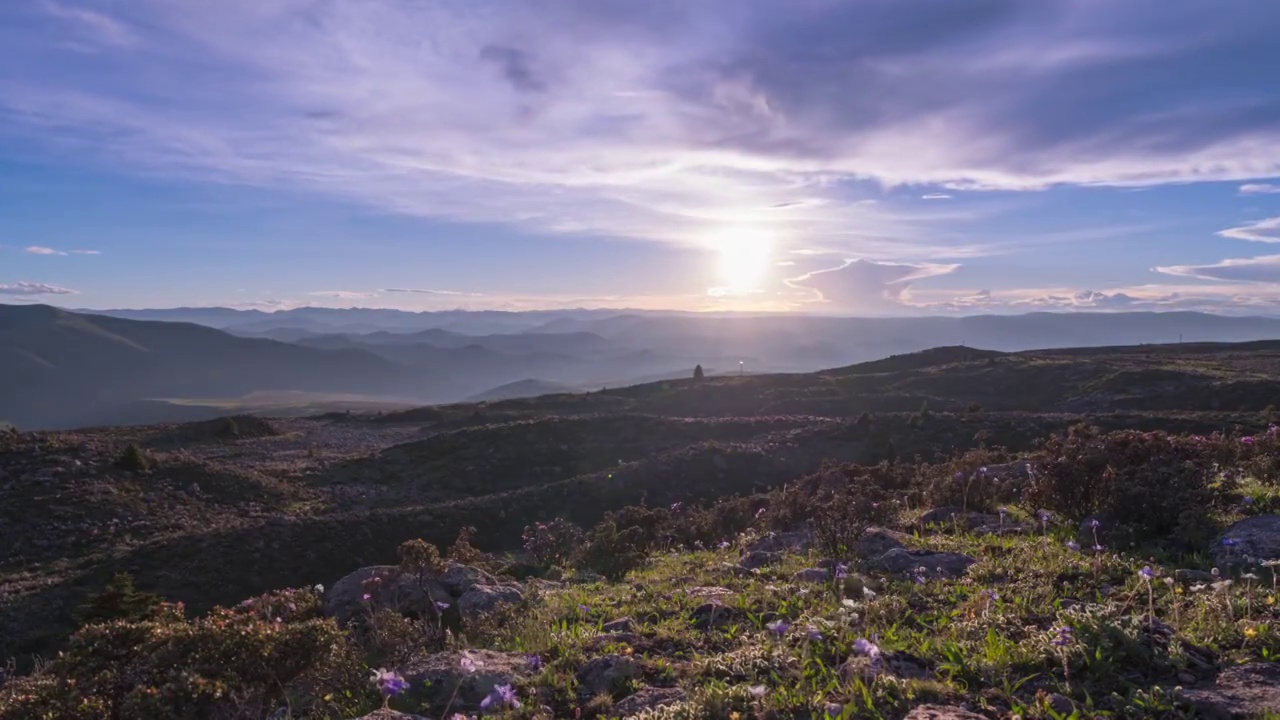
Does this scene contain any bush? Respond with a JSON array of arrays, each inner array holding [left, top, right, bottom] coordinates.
[[522, 518, 585, 569], [580, 518, 648, 580], [916, 447, 1018, 512], [73, 573, 164, 627], [1023, 426, 1224, 544], [447, 525, 484, 565], [114, 443, 154, 473]]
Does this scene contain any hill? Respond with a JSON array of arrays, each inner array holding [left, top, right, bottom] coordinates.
[[466, 378, 580, 402], [0, 305, 434, 429]]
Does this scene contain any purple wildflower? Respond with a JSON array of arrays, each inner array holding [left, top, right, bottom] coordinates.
[[1065, 540, 1081, 552], [718, 540, 731, 550], [825, 702, 845, 718], [952, 471, 965, 481], [578, 603, 590, 613], [853, 638, 881, 658], [1242, 436, 1256, 445], [1092, 544, 1105, 553], [1139, 566, 1155, 581], [766, 619, 790, 636], [526, 654, 543, 671], [835, 563, 849, 580], [982, 589, 999, 602], [1051, 626, 1073, 647], [748, 685, 767, 699], [460, 651, 481, 674], [480, 684, 521, 711], [755, 507, 767, 519], [436, 601, 450, 611], [1088, 518, 1101, 529], [370, 668, 409, 698], [1037, 509, 1052, 523], [362, 593, 372, 601], [804, 626, 824, 641]]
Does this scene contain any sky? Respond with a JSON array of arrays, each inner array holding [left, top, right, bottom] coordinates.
[[2, 1, 1280, 316]]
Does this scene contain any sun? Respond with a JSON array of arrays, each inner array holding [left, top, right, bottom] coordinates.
[[713, 228, 773, 294]]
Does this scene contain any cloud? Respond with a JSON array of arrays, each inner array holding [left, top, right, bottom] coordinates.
[[0, 281, 78, 295], [1217, 217, 1280, 243], [1240, 183, 1280, 195], [922, 193, 953, 200], [381, 288, 479, 296], [307, 290, 379, 299], [785, 258, 959, 311], [23, 245, 99, 255], [3, 0, 1279, 256], [1156, 254, 1280, 283]]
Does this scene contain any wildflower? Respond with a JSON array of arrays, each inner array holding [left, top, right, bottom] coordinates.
[[1242, 436, 1256, 445], [982, 589, 999, 602], [952, 471, 965, 481], [825, 702, 845, 718], [1222, 537, 1240, 548], [748, 685, 767, 699], [369, 668, 409, 700], [1065, 540, 1081, 552], [853, 638, 881, 658], [835, 563, 849, 580], [718, 540, 731, 550], [313, 584, 325, 593], [362, 593, 372, 601], [730, 713, 741, 720], [670, 502, 682, 512], [1244, 626, 1259, 639], [480, 684, 520, 712], [755, 507, 766, 519], [526, 654, 543, 671], [1267, 596, 1276, 606], [436, 601, 451, 611], [766, 619, 790, 636], [578, 604, 590, 613], [1051, 626, 1073, 647], [1092, 544, 1105, 553], [1243, 496, 1255, 506], [1037, 509, 1052, 523], [1190, 583, 1208, 593], [979, 466, 988, 474], [460, 651, 482, 674], [805, 626, 824, 641], [1088, 519, 1101, 529], [1139, 566, 1155, 580]]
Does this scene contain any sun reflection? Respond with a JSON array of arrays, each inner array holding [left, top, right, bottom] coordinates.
[[711, 228, 772, 294]]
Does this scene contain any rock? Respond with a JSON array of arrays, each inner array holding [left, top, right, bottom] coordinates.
[[903, 704, 988, 720], [870, 548, 977, 580], [601, 617, 633, 633], [746, 529, 814, 554], [456, 584, 523, 624], [918, 507, 998, 531], [690, 602, 746, 630], [688, 586, 734, 599], [1179, 663, 1280, 719], [739, 550, 782, 570], [352, 711, 431, 720], [576, 654, 640, 698], [901, 702, 988, 712], [792, 567, 830, 583], [1175, 569, 1217, 584], [325, 565, 448, 625], [854, 527, 907, 558], [402, 650, 534, 714], [1046, 693, 1073, 715], [611, 686, 687, 717], [1211, 515, 1280, 569], [437, 562, 497, 596], [719, 562, 753, 578]]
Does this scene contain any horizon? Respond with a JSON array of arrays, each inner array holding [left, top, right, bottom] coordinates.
[[3, 2, 1280, 314]]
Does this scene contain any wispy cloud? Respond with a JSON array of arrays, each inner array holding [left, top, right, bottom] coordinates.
[[2, 0, 1278, 259], [0, 281, 78, 295], [23, 245, 99, 256], [1240, 183, 1280, 195], [307, 290, 379, 299], [1155, 254, 1280, 284], [382, 288, 480, 297], [785, 259, 960, 312], [922, 194, 953, 200], [1217, 217, 1280, 243]]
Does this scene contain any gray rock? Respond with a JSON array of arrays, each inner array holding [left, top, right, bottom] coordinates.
[[1046, 693, 1073, 715], [456, 584, 524, 624], [854, 527, 907, 558], [1179, 663, 1280, 719], [746, 529, 814, 554], [611, 686, 687, 717], [871, 548, 977, 580], [1175, 569, 1217, 584], [437, 562, 497, 596], [690, 602, 746, 630], [576, 654, 640, 698], [601, 617, 634, 633], [402, 650, 533, 714], [324, 565, 448, 625], [719, 562, 753, 578], [902, 705, 988, 720], [739, 550, 782, 570], [792, 567, 830, 583], [687, 586, 734, 599], [1211, 515, 1280, 569]]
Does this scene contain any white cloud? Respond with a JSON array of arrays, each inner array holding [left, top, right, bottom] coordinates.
[[922, 193, 953, 200], [307, 290, 379, 299], [0, 281, 78, 295], [382, 288, 479, 296], [70, 249, 101, 255], [25, 246, 67, 255], [2, 0, 1278, 259], [1155, 254, 1280, 284], [1217, 217, 1280, 243], [785, 259, 959, 311], [1240, 183, 1280, 195]]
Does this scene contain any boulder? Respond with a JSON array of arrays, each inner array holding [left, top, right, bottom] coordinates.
[[1211, 515, 1280, 569], [746, 529, 814, 554], [576, 654, 640, 698], [690, 602, 746, 630], [739, 550, 782, 570], [437, 562, 498, 596], [903, 705, 988, 720], [854, 527, 907, 558], [324, 565, 448, 625], [402, 650, 534, 714], [456, 584, 524, 624], [870, 548, 976, 580], [601, 617, 634, 633], [792, 567, 830, 583], [1179, 663, 1280, 719], [611, 686, 687, 717]]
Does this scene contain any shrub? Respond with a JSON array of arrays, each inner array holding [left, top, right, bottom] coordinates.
[[522, 518, 585, 569], [114, 443, 154, 473], [447, 525, 484, 565], [1023, 426, 1224, 544], [73, 573, 164, 627], [580, 518, 648, 580], [693, 364, 705, 381], [916, 447, 1018, 512]]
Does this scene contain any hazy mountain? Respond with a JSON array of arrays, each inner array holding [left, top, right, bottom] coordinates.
[[465, 378, 579, 402], [0, 305, 435, 429]]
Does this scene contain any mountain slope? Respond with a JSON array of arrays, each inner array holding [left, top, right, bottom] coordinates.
[[0, 305, 432, 428]]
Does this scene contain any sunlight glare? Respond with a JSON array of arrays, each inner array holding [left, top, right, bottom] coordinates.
[[713, 229, 773, 294]]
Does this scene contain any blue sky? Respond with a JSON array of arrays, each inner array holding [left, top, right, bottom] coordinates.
[[2, 0, 1280, 315]]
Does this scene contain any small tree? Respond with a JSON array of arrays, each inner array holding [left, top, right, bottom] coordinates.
[[73, 572, 163, 626], [115, 443, 153, 473], [693, 364, 705, 381]]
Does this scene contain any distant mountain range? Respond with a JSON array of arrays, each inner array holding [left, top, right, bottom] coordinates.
[[7, 303, 1280, 428]]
